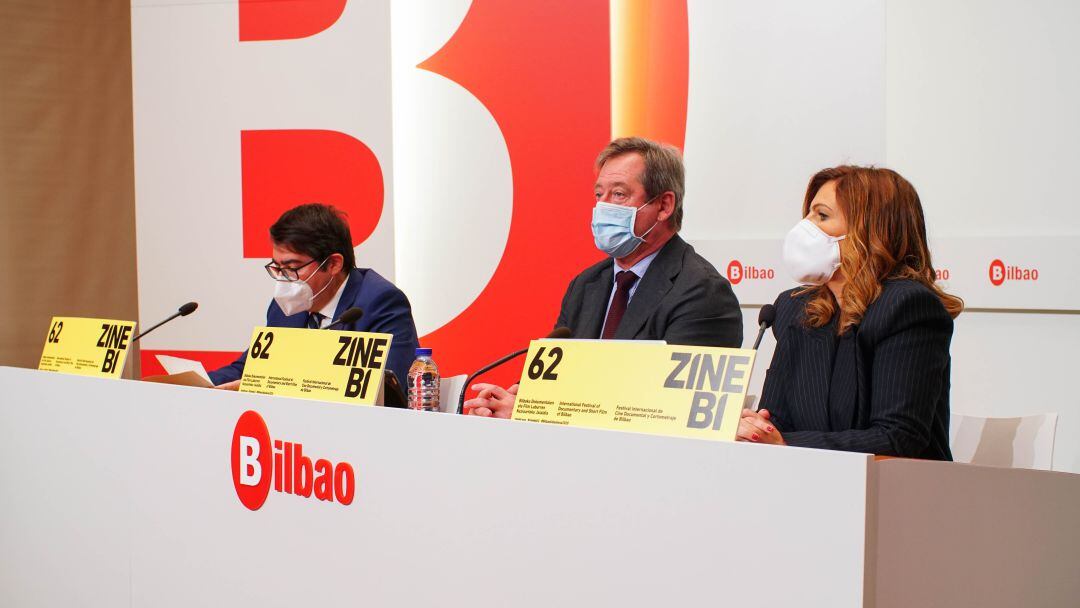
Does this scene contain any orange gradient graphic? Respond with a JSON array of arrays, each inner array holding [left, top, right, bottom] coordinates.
[[611, 0, 689, 149]]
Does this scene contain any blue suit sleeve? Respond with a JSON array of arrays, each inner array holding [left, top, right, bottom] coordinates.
[[365, 286, 420, 384], [207, 349, 248, 386]]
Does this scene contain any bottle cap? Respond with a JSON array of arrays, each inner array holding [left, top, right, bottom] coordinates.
[[415, 347, 433, 357]]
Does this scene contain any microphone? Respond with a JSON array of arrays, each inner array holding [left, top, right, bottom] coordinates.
[[324, 307, 363, 330], [381, 369, 407, 408], [751, 304, 776, 350], [132, 302, 198, 343], [456, 326, 573, 414]]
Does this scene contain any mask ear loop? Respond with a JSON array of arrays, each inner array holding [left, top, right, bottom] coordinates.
[[305, 257, 334, 302], [632, 195, 663, 240], [829, 234, 847, 276]]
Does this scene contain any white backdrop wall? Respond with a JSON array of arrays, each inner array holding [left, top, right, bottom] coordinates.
[[890, 0, 1080, 472]]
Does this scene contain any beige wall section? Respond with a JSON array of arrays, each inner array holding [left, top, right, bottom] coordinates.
[[0, 0, 139, 372]]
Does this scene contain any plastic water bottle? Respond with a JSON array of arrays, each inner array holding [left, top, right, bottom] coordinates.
[[407, 348, 440, 411]]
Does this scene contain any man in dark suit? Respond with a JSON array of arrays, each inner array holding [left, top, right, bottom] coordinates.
[[555, 234, 741, 344], [208, 204, 419, 388], [466, 137, 742, 417]]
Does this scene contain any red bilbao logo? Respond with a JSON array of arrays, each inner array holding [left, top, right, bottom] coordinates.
[[231, 410, 355, 511], [989, 259, 1039, 287], [726, 260, 775, 285]]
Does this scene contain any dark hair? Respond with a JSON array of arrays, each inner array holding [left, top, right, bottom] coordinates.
[[269, 204, 356, 271]]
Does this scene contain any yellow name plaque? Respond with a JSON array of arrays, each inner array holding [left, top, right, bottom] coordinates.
[[38, 316, 137, 379], [239, 326, 393, 405], [512, 340, 756, 441]]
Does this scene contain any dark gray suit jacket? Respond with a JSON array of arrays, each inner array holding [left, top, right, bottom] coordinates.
[[554, 234, 743, 347], [759, 279, 954, 460]]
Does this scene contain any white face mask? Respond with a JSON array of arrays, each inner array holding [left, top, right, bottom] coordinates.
[[272, 258, 332, 316], [782, 219, 846, 286]]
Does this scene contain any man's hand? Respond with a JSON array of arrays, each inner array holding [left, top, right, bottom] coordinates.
[[214, 379, 241, 391], [736, 408, 785, 445], [463, 383, 518, 418]]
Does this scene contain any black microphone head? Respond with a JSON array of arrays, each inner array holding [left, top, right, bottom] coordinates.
[[178, 302, 198, 316], [758, 304, 776, 328], [547, 326, 572, 340], [337, 307, 364, 325]]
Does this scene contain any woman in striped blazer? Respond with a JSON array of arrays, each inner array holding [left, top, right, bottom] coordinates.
[[739, 166, 963, 460]]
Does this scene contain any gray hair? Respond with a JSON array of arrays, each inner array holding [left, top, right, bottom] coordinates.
[[596, 136, 685, 231]]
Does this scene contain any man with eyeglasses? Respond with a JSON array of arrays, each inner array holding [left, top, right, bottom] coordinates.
[[207, 203, 420, 388]]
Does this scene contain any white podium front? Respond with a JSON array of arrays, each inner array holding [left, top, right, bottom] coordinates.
[[1, 367, 1076, 607]]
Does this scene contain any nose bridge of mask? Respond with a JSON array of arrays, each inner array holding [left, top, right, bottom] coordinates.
[[274, 279, 305, 295], [596, 196, 657, 235], [594, 201, 633, 222], [802, 218, 845, 243]]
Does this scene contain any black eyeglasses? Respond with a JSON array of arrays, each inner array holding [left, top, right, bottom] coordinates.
[[264, 258, 322, 282]]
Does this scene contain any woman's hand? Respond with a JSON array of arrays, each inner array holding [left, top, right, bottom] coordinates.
[[463, 383, 518, 418], [736, 408, 785, 445]]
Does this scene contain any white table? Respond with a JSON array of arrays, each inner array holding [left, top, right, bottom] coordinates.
[[1, 367, 1076, 607]]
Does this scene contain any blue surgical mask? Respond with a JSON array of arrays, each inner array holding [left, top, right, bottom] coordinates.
[[591, 197, 659, 258]]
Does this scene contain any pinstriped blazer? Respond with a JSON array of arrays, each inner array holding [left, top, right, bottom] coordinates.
[[758, 279, 954, 460]]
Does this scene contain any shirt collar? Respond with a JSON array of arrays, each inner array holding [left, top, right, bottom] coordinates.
[[612, 249, 660, 282]]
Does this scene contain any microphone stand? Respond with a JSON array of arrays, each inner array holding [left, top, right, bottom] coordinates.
[[455, 348, 530, 415], [132, 311, 182, 343]]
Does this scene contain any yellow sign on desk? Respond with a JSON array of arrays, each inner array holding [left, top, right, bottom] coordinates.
[[239, 326, 392, 405], [37, 316, 137, 379], [512, 340, 756, 441]]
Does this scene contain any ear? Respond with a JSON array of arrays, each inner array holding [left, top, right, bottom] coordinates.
[[657, 191, 676, 223], [325, 253, 345, 275]]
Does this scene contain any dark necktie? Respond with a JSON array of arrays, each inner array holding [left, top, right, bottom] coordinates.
[[602, 271, 639, 339], [307, 312, 325, 329]]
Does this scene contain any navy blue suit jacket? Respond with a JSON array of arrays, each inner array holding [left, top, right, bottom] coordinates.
[[208, 268, 420, 387], [758, 279, 954, 460]]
